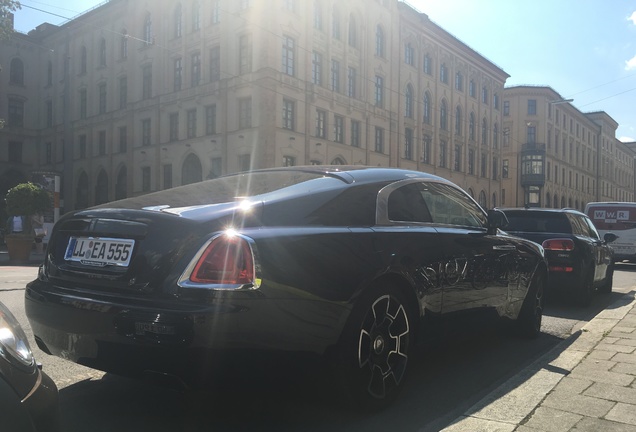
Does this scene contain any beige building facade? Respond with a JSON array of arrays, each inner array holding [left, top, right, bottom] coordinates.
[[4, 0, 613, 216], [502, 86, 635, 211]]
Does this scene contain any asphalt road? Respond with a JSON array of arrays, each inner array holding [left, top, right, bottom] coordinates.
[[1, 264, 634, 432]]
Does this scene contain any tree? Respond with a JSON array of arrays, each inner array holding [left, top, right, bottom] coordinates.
[[0, 0, 20, 41]]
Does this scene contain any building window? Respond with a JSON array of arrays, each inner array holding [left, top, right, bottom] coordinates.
[[494, 93, 500, 109], [334, 115, 344, 143], [455, 72, 463, 91], [351, 120, 360, 147], [192, 2, 201, 31], [440, 100, 448, 130], [187, 109, 197, 138], [440, 64, 448, 84], [238, 98, 252, 128], [405, 85, 413, 118], [492, 157, 498, 180], [210, 46, 220, 82], [282, 36, 295, 76], [455, 106, 462, 136], [142, 64, 152, 99], [332, 7, 340, 39], [347, 67, 356, 98], [119, 76, 127, 109], [503, 100, 510, 116], [469, 113, 475, 141], [79, 89, 87, 119], [375, 127, 384, 153], [314, 0, 322, 30], [98, 83, 107, 114], [143, 13, 152, 45], [238, 34, 252, 74], [173, 5, 182, 38], [211, 0, 220, 24], [493, 124, 499, 148], [528, 99, 537, 115], [348, 14, 357, 47], [119, 126, 127, 153], [423, 93, 431, 124], [209, 157, 222, 179], [120, 32, 128, 59], [422, 135, 431, 164], [283, 156, 296, 167], [468, 149, 475, 175], [454, 145, 461, 171], [439, 140, 447, 168], [206, 105, 216, 135], [423, 55, 432, 75], [502, 159, 509, 178], [482, 118, 488, 145], [482, 87, 488, 104], [404, 128, 413, 160], [99, 38, 106, 67], [481, 153, 487, 178], [78, 135, 87, 159], [142, 119, 151, 146], [45, 142, 52, 164], [375, 75, 384, 107], [174, 58, 182, 91], [316, 109, 326, 138], [98, 130, 106, 156], [527, 125, 536, 144], [469, 80, 476, 98], [191, 53, 201, 86], [312, 51, 322, 85], [238, 154, 251, 171], [46, 100, 53, 127], [376, 25, 384, 57], [404, 43, 414, 66], [163, 164, 172, 189], [331, 59, 340, 92], [283, 99, 295, 130], [169, 113, 179, 141], [8, 141, 22, 163], [142, 167, 151, 192]]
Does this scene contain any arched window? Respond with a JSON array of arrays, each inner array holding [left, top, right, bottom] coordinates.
[[143, 13, 152, 44], [10, 58, 24, 85], [568, 198, 573, 208], [482, 118, 488, 145], [546, 192, 551, 208], [120, 30, 128, 59], [174, 4, 182, 38], [376, 25, 384, 57], [75, 171, 89, 210], [493, 123, 499, 148], [492, 193, 497, 209], [440, 99, 448, 130], [561, 197, 566, 208], [95, 169, 109, 205], [405, 84, 413, 118], [192, 2, 201, 31], [469, 112, 475, 140], [455, 106, 462, 135], [115, 166, 127, 200], [479, 190, 487, 209], [553, 194, 558, 209], [467, 188, 474, 199], [348, 14, 357, 47], [331, 156, 346, 165], [182, 153, 202, 185], [332, 7, 341, 39], [423, 92, 431, 124]]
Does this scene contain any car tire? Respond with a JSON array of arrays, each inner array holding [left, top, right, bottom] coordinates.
[[516, 269, 546, 339], [334, 283, 413, 411], [599, 264, 614, 294]]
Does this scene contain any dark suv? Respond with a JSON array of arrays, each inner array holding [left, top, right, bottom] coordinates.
[[500, 208, 617, 305]]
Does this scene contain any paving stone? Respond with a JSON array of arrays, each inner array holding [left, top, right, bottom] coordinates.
[[553, 376, 593, 395], [584, 382, 636, 404], [606, 402, 636, 426], [596, 343, 636, 354], [616, 339, 636, 347], [572, 417, 636, 431], [543, 392, 615, 417], [614, 353, 636, 365], [588, 350, 616, 361], [613, 362, 636, 376], [521, 406, 582, 432], [440, 416, 515, 432], [569, 366, 634, 387]]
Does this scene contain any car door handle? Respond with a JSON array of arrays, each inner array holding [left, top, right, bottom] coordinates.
[[493, 245, 517, 251]]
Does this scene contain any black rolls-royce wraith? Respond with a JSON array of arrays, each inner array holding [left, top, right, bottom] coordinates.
[[26, 166, 547, 409]]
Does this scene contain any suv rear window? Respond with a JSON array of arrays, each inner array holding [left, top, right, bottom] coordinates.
[[504, 211, 572, 234]]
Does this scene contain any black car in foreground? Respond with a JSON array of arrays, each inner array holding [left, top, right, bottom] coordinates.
[[26, 166, 547, 409], [501, 208, 616, 305], [0, 301, 59, 432]]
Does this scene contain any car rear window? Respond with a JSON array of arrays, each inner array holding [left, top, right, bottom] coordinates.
[[504, 212, 572, 234]]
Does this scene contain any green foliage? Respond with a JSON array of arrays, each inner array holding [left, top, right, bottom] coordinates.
[[5, 182, 51, 217], [0, 0, 20, 41]]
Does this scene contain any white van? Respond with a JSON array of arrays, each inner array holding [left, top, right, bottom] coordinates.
[[585, 202, 636, 262]]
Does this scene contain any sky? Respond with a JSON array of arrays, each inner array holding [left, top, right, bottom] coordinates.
[[11, 0, 636, 142]]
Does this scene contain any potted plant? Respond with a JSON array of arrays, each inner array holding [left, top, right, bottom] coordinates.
[[4, 182, 51, 262]]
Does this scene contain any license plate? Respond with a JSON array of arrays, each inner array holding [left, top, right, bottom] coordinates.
[[135, 322, 176, 336], [64, 237, 135, 267]]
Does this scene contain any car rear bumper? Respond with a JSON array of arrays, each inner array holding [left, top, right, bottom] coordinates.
[[25, 279, 347, 387]]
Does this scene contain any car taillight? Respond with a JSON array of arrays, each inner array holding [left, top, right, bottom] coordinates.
[[190, 235, 255, 285], [542, 238, 575, 251]]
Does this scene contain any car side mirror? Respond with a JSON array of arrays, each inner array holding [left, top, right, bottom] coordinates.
[[487, 209, 508, 234], [604, 232, 618, 244]]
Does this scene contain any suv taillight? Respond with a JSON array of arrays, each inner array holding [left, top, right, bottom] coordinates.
[[189, 234, 255, 285], [542, 238, 575, 251]]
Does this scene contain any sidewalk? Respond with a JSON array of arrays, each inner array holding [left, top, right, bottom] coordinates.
[[442, 291, 636, 432]]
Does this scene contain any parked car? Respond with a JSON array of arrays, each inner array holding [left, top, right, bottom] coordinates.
[[25, 166, 547, 409], [585, 201, 636, 262], [500, 208, 616, 305], [0, 301, 59, 432]]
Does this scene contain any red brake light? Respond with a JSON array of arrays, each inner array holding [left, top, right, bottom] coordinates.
[[190, 235, 255, 285], [542, 238, 575, 251]]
